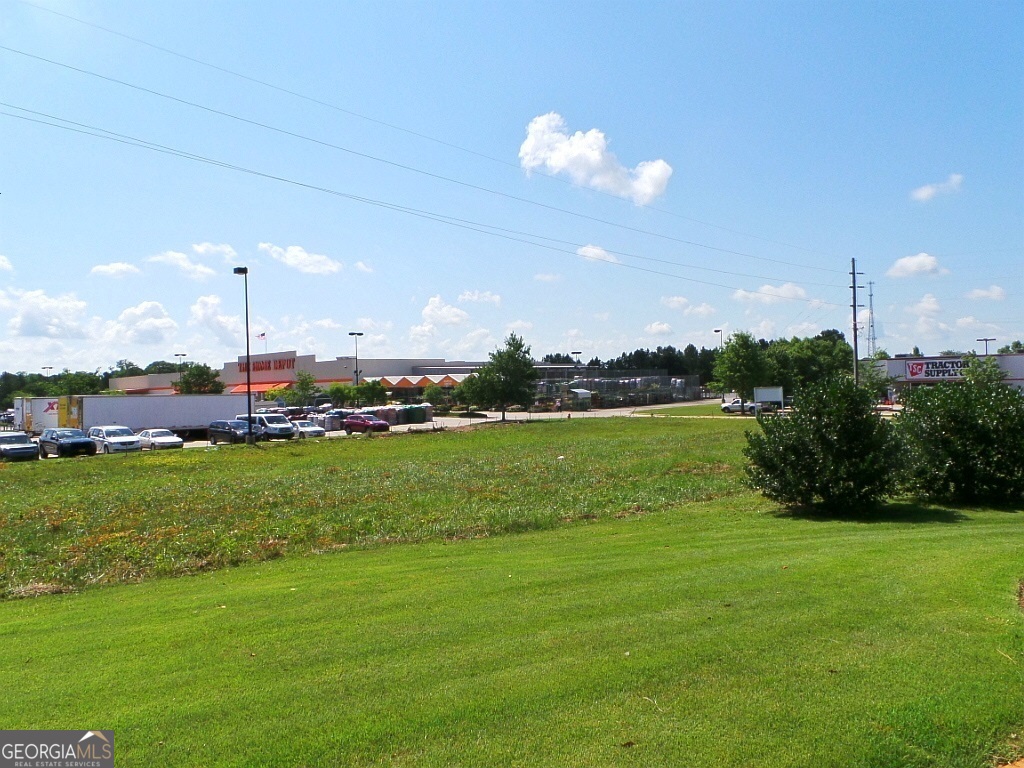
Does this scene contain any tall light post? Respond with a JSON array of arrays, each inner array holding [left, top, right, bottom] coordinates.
[[713, 328, 724, 348], [348, 332, 364, 387], [174, 353, 187, 389], [976, 337, 995, 355], [234, 266, 254, 444], [42, 366, 52, 378]]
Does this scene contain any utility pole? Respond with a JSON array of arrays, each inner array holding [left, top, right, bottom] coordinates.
[[850, 258, 864, 386], [867, 281, 877, 358]]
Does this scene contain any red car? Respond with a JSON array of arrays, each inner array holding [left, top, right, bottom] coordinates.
[[343, 414, 390, 434]]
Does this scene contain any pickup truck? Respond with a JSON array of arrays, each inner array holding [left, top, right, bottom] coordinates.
[[721, 398, 758, 414]]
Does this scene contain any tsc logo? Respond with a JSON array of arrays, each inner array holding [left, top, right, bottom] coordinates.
[[43, 400, 59, 413], [907, 362, 925, 378]]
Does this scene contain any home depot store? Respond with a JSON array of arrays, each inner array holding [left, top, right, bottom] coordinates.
[[110, 351, 477, 397], [878, 354, 1024, 393]]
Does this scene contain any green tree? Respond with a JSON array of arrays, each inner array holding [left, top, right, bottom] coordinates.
[[712, 331, 770, 410], [898, 355, 1024, 503], [744, 376, 900, 509], [471, 333, 539, 421], [997, 340, 1024, 354], [326, 382, 356, 407], [291, 370, 321, 406], [144, 360, 180, 374], [356, 380, 387, 406], [174, 364, 225, 394], [422, 383, 448, 406]]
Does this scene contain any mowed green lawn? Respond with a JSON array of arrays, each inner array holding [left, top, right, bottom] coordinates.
[[1, 419, 1022, 767]]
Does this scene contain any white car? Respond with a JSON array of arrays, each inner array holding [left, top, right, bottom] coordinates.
[[137, 428, 185, 450], [291, 420, 326, 438], [88, 425, 142, 454], [721, 398, 758, 414]]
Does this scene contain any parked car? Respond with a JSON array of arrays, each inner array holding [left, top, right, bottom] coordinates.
[[137, 428, 184, 450], [209, 419, 260, 444], [343, 414, 390, 434], [236, 413, 295, 440], [292, 420, 326, 439], [721, 398, 758, 414], [0, 431, 40, 461], [39, 428, 98, 458], [88, 425, 143, 454]]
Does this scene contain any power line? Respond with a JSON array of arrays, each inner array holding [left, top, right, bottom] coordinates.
[[0, 104, 845, 308], [0, 43, 846, 276], [10, 0, 850, 264]]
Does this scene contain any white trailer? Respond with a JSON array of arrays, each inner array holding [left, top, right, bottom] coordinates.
[[13, 396, 63, 434], [65, 394, 251, 434]]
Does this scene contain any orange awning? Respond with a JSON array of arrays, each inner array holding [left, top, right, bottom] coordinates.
[[230, 382, 290, 394]]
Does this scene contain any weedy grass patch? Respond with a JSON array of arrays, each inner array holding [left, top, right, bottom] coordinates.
[[1, 418, 745, 595]]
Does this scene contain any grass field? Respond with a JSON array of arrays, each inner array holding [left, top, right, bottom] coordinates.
[[1, 418, 1022, 767], [648, 402, 735, 417]]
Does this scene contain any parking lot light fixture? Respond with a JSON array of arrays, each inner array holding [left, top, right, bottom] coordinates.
[[348, 331, 364, 387], [174, 353, 187, 387], [233, 266, 254, 444]]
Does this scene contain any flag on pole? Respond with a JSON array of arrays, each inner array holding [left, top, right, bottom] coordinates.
[[256, 332, 266, 340]]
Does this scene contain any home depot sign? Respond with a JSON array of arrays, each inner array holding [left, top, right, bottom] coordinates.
[[904, 357, 968, 381], [237, 356, 296, 374]]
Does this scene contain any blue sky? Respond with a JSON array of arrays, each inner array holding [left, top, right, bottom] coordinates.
[[1, 0, 1021, 373]]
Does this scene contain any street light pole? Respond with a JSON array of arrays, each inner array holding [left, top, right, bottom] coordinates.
[[976, 337, 995, 355], [234, 267, 254, 444], [348, 331, 364, 387], [713, 328, 724, 348], [174, 353, 187, 390]]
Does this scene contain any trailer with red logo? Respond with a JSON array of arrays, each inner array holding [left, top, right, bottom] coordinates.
[[13, 396, 63, 435]]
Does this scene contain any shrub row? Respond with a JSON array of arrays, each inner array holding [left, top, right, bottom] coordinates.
[[744, 357, 1024, 509]]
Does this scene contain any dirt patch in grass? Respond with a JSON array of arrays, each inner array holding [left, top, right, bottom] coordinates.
[[1018, 580, 1024, 612], [6, 582, 76, 599]]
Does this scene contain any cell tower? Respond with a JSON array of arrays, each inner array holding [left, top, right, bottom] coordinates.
[[868, 281, 877, 357]]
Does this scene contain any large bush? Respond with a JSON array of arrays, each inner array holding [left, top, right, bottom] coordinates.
[[744, 376, 900, 509], [897, 357, 1024, 503]]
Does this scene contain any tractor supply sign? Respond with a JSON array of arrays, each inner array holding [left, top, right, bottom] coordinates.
[[905, 357, 968, 381], [1, 731, 113, 768]]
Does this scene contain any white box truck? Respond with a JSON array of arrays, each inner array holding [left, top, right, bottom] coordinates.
[[13, 396, 63, 434], [16, 394, 250, 435], [65, 394, 251, 434]]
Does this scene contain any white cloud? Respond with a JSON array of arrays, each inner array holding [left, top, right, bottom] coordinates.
[[113, 301, 178, 344], [91, 262, 140, 278], [421, 295, 469, 326], [644, 321, 673, 335], [357, 317, 394, 332], [955, 316, 1000, 332], [910, 173, 963, 202], [0, 255, 13, 272], [188, 294, 242, 346], [148, 251, 216, 280], [507, 320, 533, 332], [354, 261, 373, 273], [732, 283, 807, 304], [534, 273, 561, 282], [886, 252, 949, 278], [685, 302, 715, 317], [3, 288, 88, 338], [577, 244, 619, 264], [908, 293, 941, 316], [258, 242, 341, 275], [519, 112, 673, 205], [458, 290, 502, 306], [192, 242, 239, 264], [663, 296, 715, 317], [966, 285, 1005, 301]]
